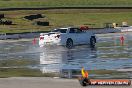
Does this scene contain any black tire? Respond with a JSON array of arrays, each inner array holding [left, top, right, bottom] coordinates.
[[66, 39, 73, 49], [90, 37, 96, 48], [79, 78, 91, 86], [128, 80, 131, 86]]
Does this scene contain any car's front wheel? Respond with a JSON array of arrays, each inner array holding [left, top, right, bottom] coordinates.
[[66, 39, 73, 49], [90, 37, 96, 48]]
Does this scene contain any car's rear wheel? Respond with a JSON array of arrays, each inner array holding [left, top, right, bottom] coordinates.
[[66, 39, 73, 49]]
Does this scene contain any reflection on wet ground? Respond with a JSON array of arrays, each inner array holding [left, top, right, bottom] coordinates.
[[0, 32, 132, 78]]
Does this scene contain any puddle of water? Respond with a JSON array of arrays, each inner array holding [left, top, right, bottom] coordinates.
[[0, 33, 132, 78]]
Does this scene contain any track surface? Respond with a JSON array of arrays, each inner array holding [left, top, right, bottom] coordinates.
[[0, 77, 131, 88]]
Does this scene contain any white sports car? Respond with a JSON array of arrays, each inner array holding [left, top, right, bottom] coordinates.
[[39, 27, 96, 49]]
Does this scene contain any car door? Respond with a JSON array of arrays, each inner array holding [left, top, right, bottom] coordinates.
[[69, 28, 86, 44], [68, 28, 78, 44], [75, 28, 88, 44]]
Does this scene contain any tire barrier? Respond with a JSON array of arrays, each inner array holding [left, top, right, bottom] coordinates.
[[24, 14, 44, 20], [0, 19, 12, 25], [35, 21, 49, 26], [0, 14, 4, 19]]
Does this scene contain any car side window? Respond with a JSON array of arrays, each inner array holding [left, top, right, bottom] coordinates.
[[69, 28, 76, 33], [69, 28, 83, 33], [51, 29, 67, 33], [76, 28, 83, 33]]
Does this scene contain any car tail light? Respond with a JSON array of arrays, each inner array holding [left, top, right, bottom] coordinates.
[[55, 35, 60, 38], [40, 36, 44, 40]]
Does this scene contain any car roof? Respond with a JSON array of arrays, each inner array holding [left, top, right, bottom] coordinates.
[[59, 27, 79, 29]]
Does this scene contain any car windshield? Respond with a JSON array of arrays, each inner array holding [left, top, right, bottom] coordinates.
[[51, 29, 67, 33]]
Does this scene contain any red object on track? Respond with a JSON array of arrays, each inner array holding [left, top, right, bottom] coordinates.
[[32, 38, 36, 45], [120, 35, 125, 46]]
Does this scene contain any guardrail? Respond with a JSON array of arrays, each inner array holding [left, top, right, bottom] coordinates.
[[0, 33, 40, 39]]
